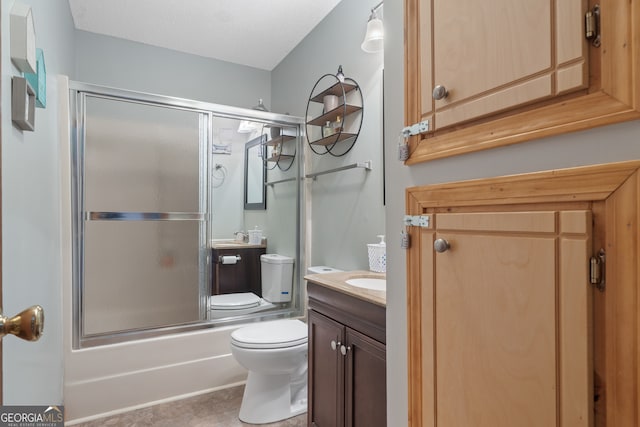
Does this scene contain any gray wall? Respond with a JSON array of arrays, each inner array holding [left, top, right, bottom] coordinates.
[[384, 2, 640, 425], [2, 0, 76, 404], [272, 0, 385, 272], [75, 30, 271, 110]]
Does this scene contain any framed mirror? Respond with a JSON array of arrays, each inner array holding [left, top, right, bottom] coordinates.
[[244, 134, 267, 210]]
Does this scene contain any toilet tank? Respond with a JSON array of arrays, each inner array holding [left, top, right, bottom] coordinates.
[[261, 254, 294, 303]]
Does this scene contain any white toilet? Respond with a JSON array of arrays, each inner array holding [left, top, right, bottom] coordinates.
[[231, 319, 308, 424], [226, 253, 306, 424], [209, 254, 294, 318]]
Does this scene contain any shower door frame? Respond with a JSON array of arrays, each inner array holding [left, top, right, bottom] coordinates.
[[69, 82, 305, 348]]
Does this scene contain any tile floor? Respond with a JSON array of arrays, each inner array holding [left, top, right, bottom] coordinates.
[[71, 385, 307, 427]]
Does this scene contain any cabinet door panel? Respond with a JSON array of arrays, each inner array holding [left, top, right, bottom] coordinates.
[[434, 0, 551, 104], [428, 210, 592, 426], [212, 247, 264, 295], [436, 233, 557, 426], [308, 310, 345, 427], [414, 0, 589, 133], [345, 328, 386, 427]]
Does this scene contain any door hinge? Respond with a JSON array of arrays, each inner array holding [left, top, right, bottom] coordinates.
[[590, 249, 605, 291], [585, 4, 601, 47]]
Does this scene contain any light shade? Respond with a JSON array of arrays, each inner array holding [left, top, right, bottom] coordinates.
[[361, 13, 383, 53]]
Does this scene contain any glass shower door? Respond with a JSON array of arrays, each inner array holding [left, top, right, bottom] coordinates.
[[76, 94, 208, 339]]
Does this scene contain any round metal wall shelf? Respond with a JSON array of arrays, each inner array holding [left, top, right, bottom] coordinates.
[[305, 67, 363, 157], [262, 124, 296, 171]]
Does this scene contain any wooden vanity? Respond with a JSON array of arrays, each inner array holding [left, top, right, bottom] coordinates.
[[210, 241, 266, 295], [305, 271, 386, 427]]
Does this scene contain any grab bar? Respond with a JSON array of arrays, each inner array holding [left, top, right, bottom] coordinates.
[[305, 160, 372, 180]]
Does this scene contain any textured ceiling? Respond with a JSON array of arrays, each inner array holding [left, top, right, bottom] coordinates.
[[68, 0, 342, 71]]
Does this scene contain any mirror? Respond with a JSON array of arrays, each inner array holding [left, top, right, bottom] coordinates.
[[244, 134, 267, 209]]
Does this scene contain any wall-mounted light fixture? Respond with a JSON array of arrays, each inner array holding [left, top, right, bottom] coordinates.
[[361, 2, 383, 53], [238, 99, 269, 133]]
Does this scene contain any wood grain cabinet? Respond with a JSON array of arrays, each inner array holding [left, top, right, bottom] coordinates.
[[405, 161, 640, 426], [211, 246, 266, 295], [307, 282, 386, 427], [405, 0, 640, 163], [425, 0, 588, 131]]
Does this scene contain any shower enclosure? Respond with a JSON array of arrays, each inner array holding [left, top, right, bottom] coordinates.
[[69, 82, 303, 348]]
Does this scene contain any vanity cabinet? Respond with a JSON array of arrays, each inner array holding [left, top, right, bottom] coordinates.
[[211, 246, 266, 295], [405, 0, 640, 163], [307, 281, 386, 427]]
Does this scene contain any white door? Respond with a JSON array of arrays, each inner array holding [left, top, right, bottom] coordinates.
[[1, 2, 64, 406]]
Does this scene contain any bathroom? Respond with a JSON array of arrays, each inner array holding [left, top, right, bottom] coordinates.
[[4, 0, 640, 426], [3, 0, 386, 423]]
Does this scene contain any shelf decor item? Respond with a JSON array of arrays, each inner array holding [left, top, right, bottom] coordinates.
[[12, 76, 36, 131], [305, 66, 363, 157], [24, 48, 46, 108], [10, 3, 36, 74]]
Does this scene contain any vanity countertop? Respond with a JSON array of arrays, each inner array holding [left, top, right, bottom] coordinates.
[[210, 240, 267, 249], [304, 270, 386, 307]]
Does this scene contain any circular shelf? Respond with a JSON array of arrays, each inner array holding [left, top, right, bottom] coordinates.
[[305, 68, 363, 157], [262, 124, 296, 171]]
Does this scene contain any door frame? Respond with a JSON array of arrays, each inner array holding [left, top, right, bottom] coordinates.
[[406, 160, 640, 426], [1, 3, 4, 404]]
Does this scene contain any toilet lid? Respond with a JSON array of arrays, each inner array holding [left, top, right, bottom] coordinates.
[[210, 293, 261, 310], [231, 319, 308, 349]]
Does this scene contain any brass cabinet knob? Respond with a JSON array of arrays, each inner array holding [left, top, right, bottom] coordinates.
[[0, 305, 44, 341], [432, 85, 449, 100], [434, 238, 450, 253]]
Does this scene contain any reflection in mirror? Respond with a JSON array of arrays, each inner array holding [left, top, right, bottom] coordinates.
[[244, 135, 267, 210], [71, 81, 303, 347]]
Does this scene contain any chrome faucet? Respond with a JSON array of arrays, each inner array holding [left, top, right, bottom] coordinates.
[[234, 231, 248, 242]]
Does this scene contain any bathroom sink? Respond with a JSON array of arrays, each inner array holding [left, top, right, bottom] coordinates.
[[345, 278, 386, 291]]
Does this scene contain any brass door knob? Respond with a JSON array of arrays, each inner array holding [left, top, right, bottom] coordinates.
[[0, 305, 44, 341]]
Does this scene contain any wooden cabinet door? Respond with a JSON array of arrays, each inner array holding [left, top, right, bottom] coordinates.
[[345, 328, 386, 427], [424, 210, 593, 426], [308, 310, 345, 427], [211, 247, 265, 295], [413, 0, 588, 131]]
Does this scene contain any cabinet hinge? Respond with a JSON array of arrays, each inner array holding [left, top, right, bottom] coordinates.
[[404, 215, 430, 228], [585, 4, 601, 48], [401, 120, 430, 138], [589, 249, 605, 291]]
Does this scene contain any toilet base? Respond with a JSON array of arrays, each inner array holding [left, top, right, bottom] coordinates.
[[238, 369, 307, 424]]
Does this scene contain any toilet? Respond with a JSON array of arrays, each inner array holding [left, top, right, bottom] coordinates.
[[231, 319, 308, 424], [209, 254, 294, 318], [225, 253, 305, 423]]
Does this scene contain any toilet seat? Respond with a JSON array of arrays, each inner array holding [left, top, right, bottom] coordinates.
[[231, 319, 308, 349], [210, 292, 261, 310]]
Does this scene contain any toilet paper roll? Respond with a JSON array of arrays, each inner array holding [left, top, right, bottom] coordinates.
[[220, 255, 239, 265]]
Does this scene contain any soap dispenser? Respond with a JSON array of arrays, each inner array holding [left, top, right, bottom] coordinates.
[[367, 235, 386, 273]]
